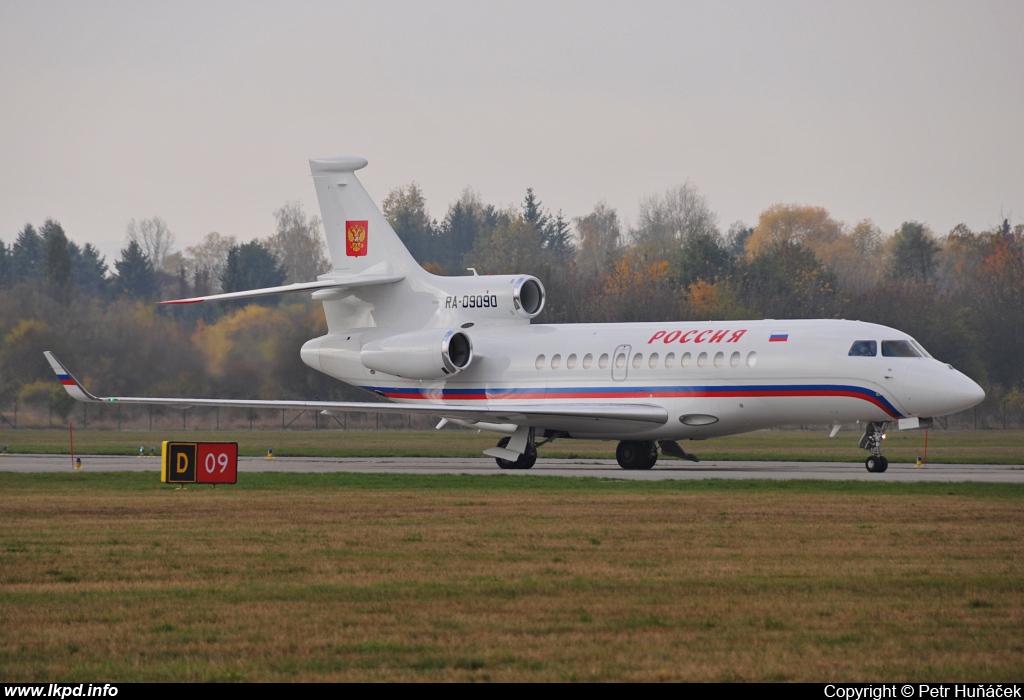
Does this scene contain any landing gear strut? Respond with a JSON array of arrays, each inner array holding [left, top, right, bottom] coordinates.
[[616, 440, 658, 470], [859, 421, 890, 473]]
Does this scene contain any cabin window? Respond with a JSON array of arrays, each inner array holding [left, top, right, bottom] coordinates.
[[697, 352, 708, 368], [882, 340, 921, 357], [599, 353, 609, 369], [648, 353, 659, 369], [665, 352, 675, 368], [551, 354, 561, 369], [535, 354, 545, 369], [746, 351, 757, 367], [632, 353, 643, 369], [681, 352, 691, 368], [615, 353, 626, 369], [567, 353, 577, 369], [713, 352, 724, 368], [730, 351, 740, 368], [849, 340, 877, 357], [583, 353, 594, 369]]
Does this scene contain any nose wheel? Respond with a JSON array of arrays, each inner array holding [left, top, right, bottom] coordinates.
[[859, 422, 890, 473], [865, 455, 889, 473]]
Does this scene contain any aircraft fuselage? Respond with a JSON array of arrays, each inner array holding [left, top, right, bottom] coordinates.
[[303, 318, 984, 441]]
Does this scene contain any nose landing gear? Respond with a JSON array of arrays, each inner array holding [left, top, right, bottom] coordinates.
[[859, 422, 890, 473]]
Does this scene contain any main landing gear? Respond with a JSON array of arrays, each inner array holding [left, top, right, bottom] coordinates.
[[616, 440, 658, 470], [490, 429, 564, 469], [859, 421, 890, 473], [614, 440, 700, 470], [494, 436, 537, 470], [488, 432, 701, 471]]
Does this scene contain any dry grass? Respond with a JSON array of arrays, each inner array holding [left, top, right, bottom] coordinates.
[[1, 474, 1023, 681]]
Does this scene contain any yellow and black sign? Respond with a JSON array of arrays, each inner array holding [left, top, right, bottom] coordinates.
[[162, 441, 197, 483]]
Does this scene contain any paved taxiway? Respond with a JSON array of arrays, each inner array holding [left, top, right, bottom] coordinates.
[[2, 454, 1022, 482]]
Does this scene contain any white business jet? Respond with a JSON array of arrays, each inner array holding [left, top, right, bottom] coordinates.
[[46, 157, 985, 472]]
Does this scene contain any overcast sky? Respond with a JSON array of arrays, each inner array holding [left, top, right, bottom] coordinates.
[[2, 0, 1022, 263]]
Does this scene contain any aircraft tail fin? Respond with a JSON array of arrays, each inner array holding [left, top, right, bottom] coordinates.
[[309, 157, 425, 279]]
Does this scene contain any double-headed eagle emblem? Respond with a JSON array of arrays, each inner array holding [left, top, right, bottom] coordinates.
[[346, 220, 368, 257]]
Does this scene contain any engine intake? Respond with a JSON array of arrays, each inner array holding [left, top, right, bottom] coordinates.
[[360, 329, 473, 379], [513, 276, 545, 318]]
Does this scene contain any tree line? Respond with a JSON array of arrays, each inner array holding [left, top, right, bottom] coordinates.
[[1, 181, 1021, 423]]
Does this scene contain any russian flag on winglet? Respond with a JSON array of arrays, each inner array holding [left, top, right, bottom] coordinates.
[[769, 333, 789, 342]]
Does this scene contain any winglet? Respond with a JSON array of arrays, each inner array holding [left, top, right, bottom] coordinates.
[[43, 352, 102, 403]]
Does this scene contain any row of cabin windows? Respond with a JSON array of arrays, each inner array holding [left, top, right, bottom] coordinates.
[[535, 351, 758, 371]]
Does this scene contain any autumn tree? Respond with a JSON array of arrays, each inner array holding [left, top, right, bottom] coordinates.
[[634, 183, 719, 251], [823, 219, 885, 294], [115, 239, 157, 300], [522, 188, 571, 259], [436, 189, 492, 274], [125, 217, 175, 271], [746, 204, 843, 260], [0, 240, 10, 289], [888, 221, 940, 283], [725, 221, 754, 256], [590, 253, 679, 323], [575, 202, 621, 276], [972, 221, 1024, 388], [463, 216, 545, 276], [220, 240, 287, 304], [738, 242, 841, 319], [266, 201, 329, 283], [180, 232, 237, 295], [11, 224, 44, 285], [69, 243, 109, 297], [383, 183, 436, 266], [41, 220, 73, 302]]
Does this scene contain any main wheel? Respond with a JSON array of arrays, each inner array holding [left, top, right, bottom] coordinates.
[[616, 440, 657, 470], [495, 437, 537, 470], [865, 455, 889, 473]]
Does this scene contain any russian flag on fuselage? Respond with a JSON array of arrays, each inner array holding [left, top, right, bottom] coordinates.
[[769, 333, 789, 342]]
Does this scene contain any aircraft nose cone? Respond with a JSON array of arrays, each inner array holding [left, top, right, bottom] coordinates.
[[904, 361, 985, 416], [959, 374, 986, 408]]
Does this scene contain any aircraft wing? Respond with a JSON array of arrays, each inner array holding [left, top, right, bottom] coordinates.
[[157, 273, 404, 305], [44, 352, 667, 434]]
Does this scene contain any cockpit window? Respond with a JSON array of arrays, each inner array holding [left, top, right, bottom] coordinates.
[[881, 340, 922, 357], [909, 339, 933, 358], [848, 340, 877, 357]]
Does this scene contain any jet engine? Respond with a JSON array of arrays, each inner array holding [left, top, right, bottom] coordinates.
[[438, 275, 546, 322], [360, 329, 473, 379], [509, 275, 545, 319]]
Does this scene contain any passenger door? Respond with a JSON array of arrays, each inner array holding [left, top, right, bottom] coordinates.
[[612, 344, 630, 382]]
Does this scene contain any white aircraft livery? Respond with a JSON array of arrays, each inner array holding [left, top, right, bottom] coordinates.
[[46, 156, 986, 472]]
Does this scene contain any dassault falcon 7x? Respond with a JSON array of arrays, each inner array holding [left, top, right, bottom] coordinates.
[[46, 157, 985, 472]]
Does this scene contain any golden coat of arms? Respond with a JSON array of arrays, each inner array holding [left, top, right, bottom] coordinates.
[[346, 220, 368, 257]]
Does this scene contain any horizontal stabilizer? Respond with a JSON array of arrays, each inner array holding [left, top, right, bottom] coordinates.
[[44, 352, 668, 433], [158, 274, 404, 305]]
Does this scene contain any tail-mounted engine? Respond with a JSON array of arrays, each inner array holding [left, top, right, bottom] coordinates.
[[439, 274, 546, 322], [360, 329, 473, 380], [511, 276, 545, 319]]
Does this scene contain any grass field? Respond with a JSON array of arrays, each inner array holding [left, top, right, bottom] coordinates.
[[1, 472, 1022, 681], [1, 427, 1023, 464]]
